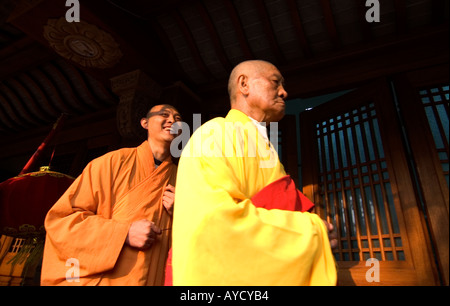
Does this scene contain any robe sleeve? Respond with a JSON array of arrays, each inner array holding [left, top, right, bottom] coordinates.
[[43, 152, 130, 280], [172, 121, 337, 286]]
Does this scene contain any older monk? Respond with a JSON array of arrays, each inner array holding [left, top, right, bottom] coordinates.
[[171, 60, 337, 286]]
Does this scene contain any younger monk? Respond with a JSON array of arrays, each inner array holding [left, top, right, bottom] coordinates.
[[172, 60, 337, 285], [41, 104, 181, 285]]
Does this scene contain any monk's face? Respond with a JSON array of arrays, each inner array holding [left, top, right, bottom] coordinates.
[[141, 105, 182, 143], [246, 63, 288, 122]]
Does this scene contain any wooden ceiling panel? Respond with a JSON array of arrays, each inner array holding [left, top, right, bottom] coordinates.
[[0, 54, 119, 133], [319, 0, 341, 49], [80, 75, 117, 109], [0, 0, 447, 135], [233, 0, 278, 64], [0, 81, 42, 127], [252, 0, 287, 64], [27, 68, 74, 115], [295, 0, 334, 54], [0, 90, 23, 130], [172, 10, 214, 81], [157, 13, 209, 85], [0, 105, 16, 130], [221, 0, 254, 61], [264, 0, 304, 61], [195, 1, 233, 72], [202, 0, 248, 66], [406, 0, 433, 28], [16, 73, 61, 118], [0, 23, 24, 47], [329, 0, 364, 46], [41, 63, 92, 113], [179, 4, 229, 79], [370, 0, 397, 38], [286, 0, 312, 58], [4, 78, 50, 123]]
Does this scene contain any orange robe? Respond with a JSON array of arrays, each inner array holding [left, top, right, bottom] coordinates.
[[41, 141, 176, 285]]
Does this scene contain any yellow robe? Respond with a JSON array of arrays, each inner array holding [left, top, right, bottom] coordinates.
[[172, 109, 336, 285], [41, 141, 176, 285]]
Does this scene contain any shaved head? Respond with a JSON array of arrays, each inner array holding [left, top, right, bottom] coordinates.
[[227, 59, 287, 123], [228, 60, 276, 104]]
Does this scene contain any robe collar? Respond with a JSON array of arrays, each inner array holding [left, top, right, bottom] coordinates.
[[137, 140, 173, 175], [226, 109, 252, 124], [227, 109, 270, 144]]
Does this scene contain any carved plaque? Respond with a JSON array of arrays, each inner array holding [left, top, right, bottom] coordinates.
[[43, 17, 123, 69]]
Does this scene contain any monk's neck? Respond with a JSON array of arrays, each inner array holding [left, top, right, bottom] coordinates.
[[147, 140, 170, 162], [232, 103, 268, 124]]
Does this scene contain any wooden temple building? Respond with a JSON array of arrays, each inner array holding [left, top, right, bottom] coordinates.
[[0, 0, 448, 286]]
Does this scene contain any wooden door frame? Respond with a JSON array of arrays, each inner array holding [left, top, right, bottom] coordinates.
[[300, 79, 438, 285], [393, 65, 449, 285], [279, 114, 300, 187]]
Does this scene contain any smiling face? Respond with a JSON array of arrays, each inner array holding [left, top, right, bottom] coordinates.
[[140, 104, 182, 145]]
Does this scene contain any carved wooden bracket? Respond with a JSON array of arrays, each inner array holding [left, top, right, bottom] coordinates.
[[110, 70, 162, 139]]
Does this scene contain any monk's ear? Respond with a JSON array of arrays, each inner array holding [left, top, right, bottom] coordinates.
[[140, 117, 149, 129], [237, 74, 249, 95]]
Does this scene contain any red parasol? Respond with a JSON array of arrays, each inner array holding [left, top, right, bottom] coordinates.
[[0, 114, 74, 285], [0, 114, 73, 234], [0, 168, 74, 234]]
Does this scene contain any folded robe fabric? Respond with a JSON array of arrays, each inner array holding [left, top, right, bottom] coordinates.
[[164, 175, 315, 285]]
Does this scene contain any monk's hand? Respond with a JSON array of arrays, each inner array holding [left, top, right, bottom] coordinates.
[[322, 220, 338, 249], [126, 219, 162, 250], [162, 184, 175, 215]]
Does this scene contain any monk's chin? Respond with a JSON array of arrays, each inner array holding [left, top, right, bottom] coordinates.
[[270, 110, 285, 123]]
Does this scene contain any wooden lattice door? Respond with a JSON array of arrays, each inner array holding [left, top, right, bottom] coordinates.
[[300, 80, 439, 285], [394, 66, 449, 285]]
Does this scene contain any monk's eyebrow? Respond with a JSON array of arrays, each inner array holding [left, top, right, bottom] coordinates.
[[147, 110, 163, 118], [147, 108, 182, 119], [270, 73, 285, 85]]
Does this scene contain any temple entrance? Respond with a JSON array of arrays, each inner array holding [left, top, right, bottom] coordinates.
[[299, 74, 448, 285]]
